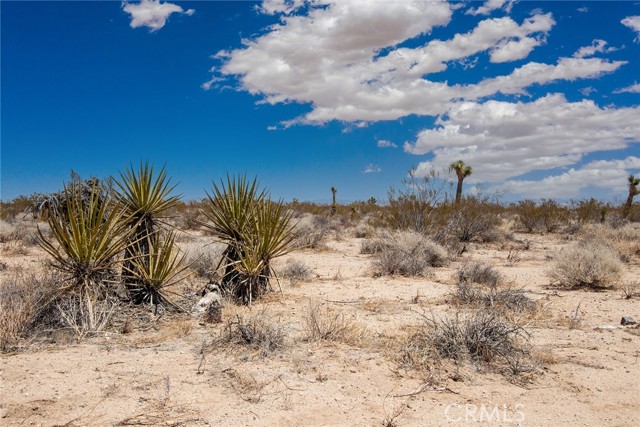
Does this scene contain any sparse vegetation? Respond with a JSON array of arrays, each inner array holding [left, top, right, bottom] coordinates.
[[548, 242, 623, 289], [372, 230, 448, 277]]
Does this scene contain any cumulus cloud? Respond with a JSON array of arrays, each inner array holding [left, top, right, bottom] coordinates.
[[615, 83, 640, 94], [363, 164, 382, 174], [377, 139, 398, 148], [577, 7, 589, 13], [213, 1, 559, 125], [122, 0, 194, 31], [505, 157, 640, 198], [467, 0, 515, 16], [622, 16, 640, 42], [406, 94, 640, 185], [574, 39, 618, 58]]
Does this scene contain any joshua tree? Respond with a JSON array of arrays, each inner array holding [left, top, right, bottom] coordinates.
[[450, 160, 473, 204], [331, 186, 337, 215], [622, 174, 640, 218]]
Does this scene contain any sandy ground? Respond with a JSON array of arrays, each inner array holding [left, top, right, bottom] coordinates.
[[1, 229, 639, 427]]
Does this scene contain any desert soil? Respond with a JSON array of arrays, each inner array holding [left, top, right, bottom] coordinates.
[[1, 230, 639, 427]]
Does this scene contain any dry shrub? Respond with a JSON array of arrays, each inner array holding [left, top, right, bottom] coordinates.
[[291, 213, 335, 249], [622, 281, 640, 299], [455, 262, 503, 288], [453, 263, 537, 317], [582, 223, 640, 263], [548, 242, 623, 289], [372, 231, 448, 277], [0, 271, 61, 351], [304, 302, 365, 345], [219, 310, 288, 358], [186, 244, 225, 282], [280, 260, 312, 284], [416, 309, 538, 379], [433, 198, 502, 243]]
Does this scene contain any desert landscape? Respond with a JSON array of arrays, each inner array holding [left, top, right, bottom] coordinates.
[[0, 170, 639, 427]]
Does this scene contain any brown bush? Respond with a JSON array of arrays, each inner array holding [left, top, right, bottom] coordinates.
[[372, 231, 448, 277], [0, 270, 61, 351], [547, 242, 623, 289]]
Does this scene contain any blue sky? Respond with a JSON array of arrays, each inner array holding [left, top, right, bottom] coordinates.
[[2, 0, 639, 203]]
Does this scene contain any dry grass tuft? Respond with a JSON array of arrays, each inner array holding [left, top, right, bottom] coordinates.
[[280, 260, 313, 284], [304, 301, 366, 345], [0, 270, 61, 351], [371, 231, 448, 277], [547, 242, 623, 289], [455, 262, 503, 289], [218, 309, 288, 358]]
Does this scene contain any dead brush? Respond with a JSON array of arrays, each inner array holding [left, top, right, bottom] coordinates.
[[455, 262, 502, 289], [371, 230, 448, 277], [423, 310, 538, 380], [280, 260, 313, 284], [304, 301, 365, 345], [217, 309, 288, 358], [547, 242, 623, 289], [0, 270, 61, 351], [622, 282, 640, 299], [453, 263, 537, 316]]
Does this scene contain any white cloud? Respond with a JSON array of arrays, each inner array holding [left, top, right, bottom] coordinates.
[[505, 157, 640, 199], [464, 56, 625, 98], [580, 86, 596, 96], [622, 16, 640, 42], [260, 0, 304, 15], [406, 94, 640, 186], [377, 139, 398, 148], [213, 2, 559, 125], [577, 7, 589, 13], [363, 164, 382, 174], [122, 0, 194, 31], [466, 0, 515, 16], [615, 83, 640, 94], [574, 39, 617, 58]]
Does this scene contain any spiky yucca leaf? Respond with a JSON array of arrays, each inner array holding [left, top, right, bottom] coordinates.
[[115, 162, 181, 224], [123, 231, 190, 308], [202, 175, 295, 304], [202, 174, 266, 243], [36, 181, 131, 291]]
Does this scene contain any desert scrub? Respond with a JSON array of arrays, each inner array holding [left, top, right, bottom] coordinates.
[[304, 301, 365, 345], [581, 223, 640, 263], [547, 242, 623, 289], [455, 262, 503, 289], [0, 270, 61, 351], [280, 260, 312, 284], [372, 230, 448, 277], [408, 309, 538, 380], [217, 309, 288, 358]]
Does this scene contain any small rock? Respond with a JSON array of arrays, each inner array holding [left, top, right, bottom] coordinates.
[[621, 316, 636, 326]]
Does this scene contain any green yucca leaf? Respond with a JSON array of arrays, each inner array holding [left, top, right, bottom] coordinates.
[[202, 174, 266, 243], [122, 231, 190, 307], [36, 181, 132, 290], [115, 161, 181, 224]]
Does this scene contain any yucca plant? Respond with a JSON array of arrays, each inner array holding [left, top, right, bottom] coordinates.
[[202, 175, 295, 304], [114, 162, 181, 301], [122, 231, 190, 310], [36, 179, 132, 333]]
